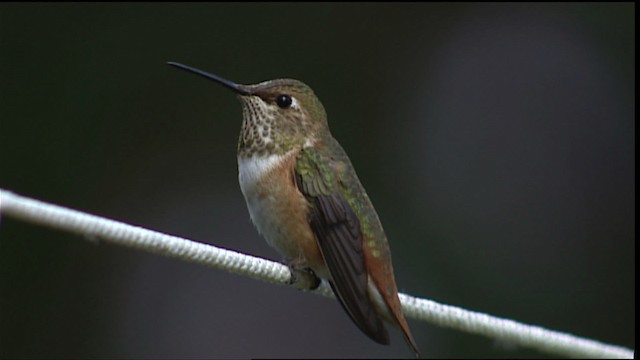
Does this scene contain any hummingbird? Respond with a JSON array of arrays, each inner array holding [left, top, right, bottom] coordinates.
[[168, 62, 420, 357]]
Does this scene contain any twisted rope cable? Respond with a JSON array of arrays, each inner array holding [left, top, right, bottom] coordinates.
[[0, 189, 633, 359]]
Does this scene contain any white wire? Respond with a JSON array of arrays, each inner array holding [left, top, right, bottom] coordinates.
[[0, 189, 634, 359]]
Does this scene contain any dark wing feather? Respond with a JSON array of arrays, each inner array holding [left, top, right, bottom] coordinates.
[[295, 148, 389, 345]]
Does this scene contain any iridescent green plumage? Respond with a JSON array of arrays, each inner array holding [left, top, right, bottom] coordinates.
[[295, 142, 390, 344]]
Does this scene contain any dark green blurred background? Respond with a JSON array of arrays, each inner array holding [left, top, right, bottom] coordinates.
[[0, 3, 634, 358]]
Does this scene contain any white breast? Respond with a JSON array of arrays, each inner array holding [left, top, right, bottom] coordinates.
[[237, 153, 294, 249], [238, 154, 288, 193]]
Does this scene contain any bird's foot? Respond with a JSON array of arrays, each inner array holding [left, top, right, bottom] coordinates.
[[286, 262, 321, 290]]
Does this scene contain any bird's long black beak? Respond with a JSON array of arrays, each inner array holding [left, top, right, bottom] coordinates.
[[167, 61, 251, 95]]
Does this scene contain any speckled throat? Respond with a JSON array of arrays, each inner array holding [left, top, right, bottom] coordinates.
[[237, 96, 310, 158]]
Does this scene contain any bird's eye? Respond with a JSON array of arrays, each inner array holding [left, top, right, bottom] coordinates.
[[276, 94, 293, 109]]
